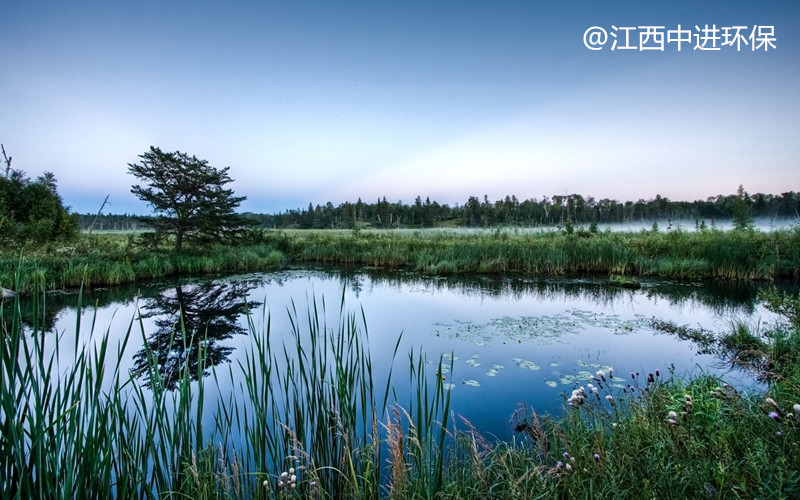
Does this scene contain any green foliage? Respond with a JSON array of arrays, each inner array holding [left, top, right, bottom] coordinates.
[[0, 235, 284, 293], [718, 290, 800, 384], [128, 146, 256, 252], [258, 227, 799, 281], [732, 184, 754, 231], [0, 170, 78, 246]]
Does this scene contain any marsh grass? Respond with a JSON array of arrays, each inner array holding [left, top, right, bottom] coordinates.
[[3, 227, 798, 293], [0, 238, 284, 292], [0, 273, 454, 498], [261, 227, 800, 282]]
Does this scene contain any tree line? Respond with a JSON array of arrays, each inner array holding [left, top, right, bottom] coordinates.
[[78, 188, 799, 231]]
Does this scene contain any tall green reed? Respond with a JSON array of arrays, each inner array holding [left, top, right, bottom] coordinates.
[[1, 270, 455, 498]]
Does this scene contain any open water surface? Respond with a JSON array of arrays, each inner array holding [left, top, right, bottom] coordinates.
[[21, 266, 795, 439]]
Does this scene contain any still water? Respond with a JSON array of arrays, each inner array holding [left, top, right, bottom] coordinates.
[[29, 266, 788, 439]]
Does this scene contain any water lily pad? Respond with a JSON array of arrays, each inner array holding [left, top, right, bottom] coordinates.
[[512, 358, 540, 370], [559, 375, 576, 385], [545, 380, 558, 388], [443, 383, 456, 390], [463, 379, 480, 387]]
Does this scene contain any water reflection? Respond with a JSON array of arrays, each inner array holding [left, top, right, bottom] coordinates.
[[301, 265, 784, 316], [131, 278, 262, 390], [8, 266, 798, 399]]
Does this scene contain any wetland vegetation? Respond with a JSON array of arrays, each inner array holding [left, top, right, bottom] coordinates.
[[2, 272, 800, 499], [2, 158, 799, 498]]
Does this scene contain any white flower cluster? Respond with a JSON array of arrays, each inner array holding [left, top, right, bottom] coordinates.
[[568, 386, 587, 407], [279, 468, 298, 490]]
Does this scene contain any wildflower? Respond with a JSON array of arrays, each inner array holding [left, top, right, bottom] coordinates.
[[630, 371, 635, 380], [556, 461, 563, 470], [563, 452, 569, 459], [612, 422, 619, 429], [655, 369, 660, 377], [568, 387, 587, 406], [608, 367, 614, 379], [794, 404, 800, 415], [565, 463, 573, 472], [766, 398, 785, 416], [768, 411, 781, 422], [593, 453, 600, 461], [647, 373, 655, 384], [777, 431, 783, 437], [596, 370, 606, 382], [278, 469, 298, 490], [605, 394, 615, 406], [667, 410, 679, 426]]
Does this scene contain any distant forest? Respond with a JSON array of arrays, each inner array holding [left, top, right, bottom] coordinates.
[[78, 189, 800, 231]]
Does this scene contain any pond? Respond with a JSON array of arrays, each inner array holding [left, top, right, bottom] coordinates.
[[21, 266, 792, 441]]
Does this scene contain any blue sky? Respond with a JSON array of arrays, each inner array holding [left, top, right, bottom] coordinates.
[[3, 1, 798, 214]]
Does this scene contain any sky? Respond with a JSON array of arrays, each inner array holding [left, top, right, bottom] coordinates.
[[2, 0, 798, 215]]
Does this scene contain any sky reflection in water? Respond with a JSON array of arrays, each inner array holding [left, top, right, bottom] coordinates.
[[34, 267, 789, 440]]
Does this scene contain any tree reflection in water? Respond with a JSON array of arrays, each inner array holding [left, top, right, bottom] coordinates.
[[131, 278, 261, 390]]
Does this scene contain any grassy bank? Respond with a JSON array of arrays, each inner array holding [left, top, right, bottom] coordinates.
[[263, 227, 800, 280], [0, 234, 284, 292], [1, 226, 798, 292], [2, 280, 800, 498]]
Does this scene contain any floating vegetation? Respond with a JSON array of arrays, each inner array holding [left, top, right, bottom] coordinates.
[[559, 374, 577, 385], [432, 309, 655, 346], [513, 358, 540, 370], [549, 362, 560, 367], [443, 383, 456, 390], [463, 379, 480, 387], [544, 380, 559, 388], [465, 355, 481, 368], [485, 365, 505, 377]]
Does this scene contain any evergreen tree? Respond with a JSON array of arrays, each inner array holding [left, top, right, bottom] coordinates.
[[128, 146, 255, 251]]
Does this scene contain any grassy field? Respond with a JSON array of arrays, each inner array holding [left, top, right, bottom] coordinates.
[[262, 226, 800, 281], [1, 226, 798, 293], [2, 282, 799, 498]]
